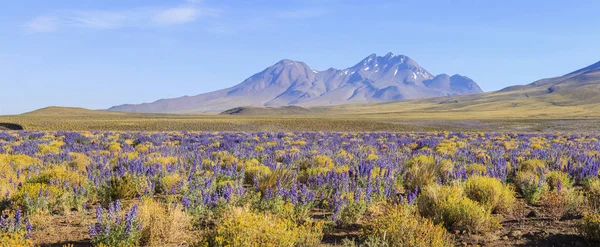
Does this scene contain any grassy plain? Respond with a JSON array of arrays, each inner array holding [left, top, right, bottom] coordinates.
[[2, 97, 600, 132]]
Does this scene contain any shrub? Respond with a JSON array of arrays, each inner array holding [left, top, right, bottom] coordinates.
[[12, 183, 79, 215], [362, 204, 453, 247], [464, 176, 515, 213], [545, 170, 571, 191], [540, 188, 587, 220], [201, 207, 323, 247], [338, 201, 368, 226], [466, 164, 487, 176], [0, 210, 33, 247], [583, 177, 600, 209], [579, 212, 600, 241], [138, 198, 193, 246], [404, 155, 438, 191], [417, 184, 499, 233], [98, 175, 143, 205], [518, 159, 546, 173], [243, 160, 272, 185], [89, 201, 142, 247], [258, 168, 295, 193], [514, 171, 548, 204]]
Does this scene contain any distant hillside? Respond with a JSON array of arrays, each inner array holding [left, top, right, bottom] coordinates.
[[220, 106, 312, 115], [109, 52, 482, 113], [23, 106, 127, 116]]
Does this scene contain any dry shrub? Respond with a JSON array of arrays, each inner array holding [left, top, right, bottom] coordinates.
[[417, 184, 499, 233], [138, 197, 194, 246], [404, 155, 438, 191], [362, 204, 453, 247], [540, 188, 587, 220], [258, 168, 295, 193], [579, 212, 600, 242], [464, 175, 515, 213], [583, 178, 600, 209]]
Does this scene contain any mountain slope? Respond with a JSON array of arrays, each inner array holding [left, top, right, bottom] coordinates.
[[109, 53, 482, 113]]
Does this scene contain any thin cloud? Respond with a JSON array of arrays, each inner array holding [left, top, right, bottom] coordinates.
[[24, 3, 219, 33], [153, 7, 200, 25], [25, 16, 59, 33], [276, 8, 327, 19]]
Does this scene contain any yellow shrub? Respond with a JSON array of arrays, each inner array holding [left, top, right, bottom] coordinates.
[[0, 154, 39, 169], [417, 184, 499, 233], [68, 152, 90, 170], [135, 143, 152, 153], [464, 176, 515, 213], [366, 153, 379, 162], [0, 233, 34, 247], [30, 165, 86, 186], [138, 198, 194, 246], [108, 142, 122, 152], [518, 159, 546, 173], [404, 155, 438, 191], [161, 173, 183, 192], [363, 204, 453, 247], [312, 155, 334, 168], [38, 140, 65, 155], [203, 207, 323, 247], [244, 162, 272, 185], [291, 140, 307, 146], [466, 164, 487, 176], [545, 170, 571, 191]]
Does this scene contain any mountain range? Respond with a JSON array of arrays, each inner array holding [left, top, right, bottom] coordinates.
[[108, 53, 482, 113]]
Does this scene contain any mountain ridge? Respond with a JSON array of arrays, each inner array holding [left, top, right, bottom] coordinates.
[[109, 53, 482, 113]]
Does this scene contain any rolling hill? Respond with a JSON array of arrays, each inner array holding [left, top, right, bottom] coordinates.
[[108, 53, 482, 113]]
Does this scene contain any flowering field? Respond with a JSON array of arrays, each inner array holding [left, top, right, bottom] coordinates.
[[1, 131, 600, 246]]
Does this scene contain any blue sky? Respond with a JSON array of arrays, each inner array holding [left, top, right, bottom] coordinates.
[[1, 0, 600, 114]]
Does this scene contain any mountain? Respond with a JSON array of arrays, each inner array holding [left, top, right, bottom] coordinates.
[[108, 53, 482, 113], [325, 59, 600, 120]]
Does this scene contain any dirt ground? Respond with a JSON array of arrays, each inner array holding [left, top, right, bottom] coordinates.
[[30, 199, 598, 247]]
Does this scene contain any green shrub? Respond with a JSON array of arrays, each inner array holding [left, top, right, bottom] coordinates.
[[90, 202, 142, 247], [338, 201, 368, 226], [514, 171, 548, 204], [362, 204, 453, 247], [579, 212, 600, 241], [417, 184, 499, 233], [464, 175, 515, 213]]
